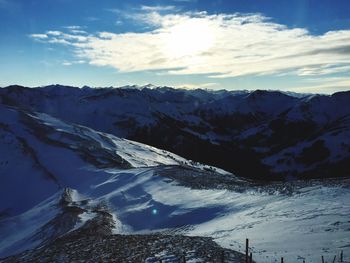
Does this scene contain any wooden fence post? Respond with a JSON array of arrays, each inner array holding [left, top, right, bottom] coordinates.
[[281, 257, 284, 263], [321, 256, 324, 263], [245, 239, 249, 263], [341, 250, 343, 262]]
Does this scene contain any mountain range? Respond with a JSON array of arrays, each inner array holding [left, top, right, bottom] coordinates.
[[1, 85, 349, 180]]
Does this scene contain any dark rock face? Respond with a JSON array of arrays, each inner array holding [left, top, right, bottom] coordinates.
[[1, 85, 349, 180]]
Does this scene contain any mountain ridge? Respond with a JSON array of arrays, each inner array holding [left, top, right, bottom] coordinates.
[[1, 84, 349, 180]]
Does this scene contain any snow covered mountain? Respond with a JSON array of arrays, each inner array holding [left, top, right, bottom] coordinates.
[[0, 104, 226, 216], [0, 85, 349, 180], [0, 102, 349, 263], [0, 104, 235, 259]]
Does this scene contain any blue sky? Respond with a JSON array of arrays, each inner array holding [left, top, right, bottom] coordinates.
[[0, 0, 350, 93]]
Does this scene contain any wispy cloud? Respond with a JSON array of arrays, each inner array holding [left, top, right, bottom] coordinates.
[[291, 77, 350, 93], [30, 9, 350, 80], [140, 5, 177, 12], [174, 82, 219, 89], [46, 30, 62, 36], [64, 25, 82, 30], [62, 60, 86, 66], [296, 64, 350, 76], [64, 25, 87, 34], [86, 16, 99, 22], [30, 33, 48, 39]]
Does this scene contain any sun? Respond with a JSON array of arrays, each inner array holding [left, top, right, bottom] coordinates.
[[163, 19, 215, 58]]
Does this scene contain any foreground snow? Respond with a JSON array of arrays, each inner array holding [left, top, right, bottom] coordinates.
[[4, 167, 348, 262], [87, 168, 350, 263]]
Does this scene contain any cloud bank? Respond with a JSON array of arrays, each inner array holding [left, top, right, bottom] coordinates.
[[30, 9, 350, 79]]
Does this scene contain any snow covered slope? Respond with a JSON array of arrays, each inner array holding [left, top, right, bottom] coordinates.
[[68, 166, 350, 263], [0, 104, 225, 215], [0, 104, 349, 263], [2, 166, 349, 262], [0, 104, 231, 257]]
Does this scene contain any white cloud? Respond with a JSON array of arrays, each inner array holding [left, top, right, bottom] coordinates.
[[62, 33, 88, 42], [30, 33, 48, 39], [62, 61, 72, 66], [48, 38, 71, 45], [296, 64, 350, 76], [46, 30, 62, 36], [140, 5, 177, 12], [31, 10, 350, 79], [62, 60, 85, 66], [70, 29, 87, 34], [64, 26, 87, 34]]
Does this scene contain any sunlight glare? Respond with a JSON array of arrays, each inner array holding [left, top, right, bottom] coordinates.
[[164, 19, 215, 58]]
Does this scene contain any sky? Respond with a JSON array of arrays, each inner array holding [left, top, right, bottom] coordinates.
[[0, 0, 350, 93]]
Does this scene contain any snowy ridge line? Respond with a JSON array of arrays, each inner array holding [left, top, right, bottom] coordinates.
[[29, 109, 231, 174]]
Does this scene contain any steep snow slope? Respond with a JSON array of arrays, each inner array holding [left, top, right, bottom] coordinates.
[[0, 189, 81, 258], [0, 106, 60, 215], [0, 104, 224, 216], [0, 104, 232, 257]]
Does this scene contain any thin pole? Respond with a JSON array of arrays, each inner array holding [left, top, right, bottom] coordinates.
[[321, 256, 324, 263], [281, 257, 284, 263], [249, 252, 252, 263], [245, 239, 249, 263]]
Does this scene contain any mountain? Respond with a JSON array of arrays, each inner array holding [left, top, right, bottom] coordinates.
[[0, 104, 229, 216], [0, 104, 241, 259], [0, 98, 349, 263], [1, 85, 349, 180]]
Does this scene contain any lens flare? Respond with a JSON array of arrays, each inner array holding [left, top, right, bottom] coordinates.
[[152, 208, 158, 215]]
